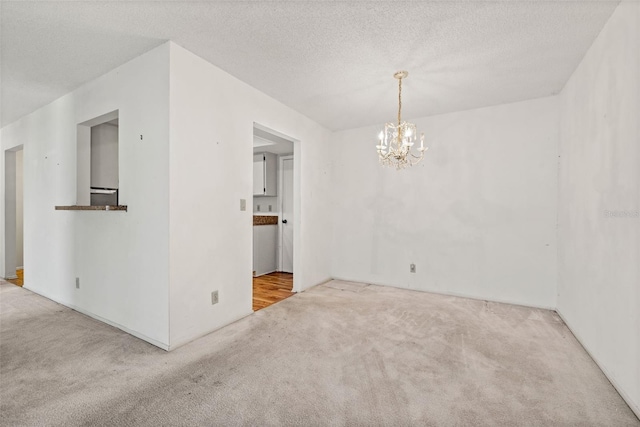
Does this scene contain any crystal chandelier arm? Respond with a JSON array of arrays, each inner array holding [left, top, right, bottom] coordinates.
[[409, 150, 426, 160]]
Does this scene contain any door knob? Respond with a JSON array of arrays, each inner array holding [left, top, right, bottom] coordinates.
[[282, 219, 288, 224]]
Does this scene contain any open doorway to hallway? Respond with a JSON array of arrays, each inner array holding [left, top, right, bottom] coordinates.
[[252, 272, 293, 311], [4, 146, 24, 287], [251, 125, 296, 311]]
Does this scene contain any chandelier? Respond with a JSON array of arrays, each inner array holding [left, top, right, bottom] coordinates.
[[376, 71, 427, 169]]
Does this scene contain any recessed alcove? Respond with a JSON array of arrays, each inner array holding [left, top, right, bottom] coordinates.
[[56, 110, 126, 211]]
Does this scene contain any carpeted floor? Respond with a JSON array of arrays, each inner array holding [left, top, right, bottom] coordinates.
[[1, 279, 638, 426]]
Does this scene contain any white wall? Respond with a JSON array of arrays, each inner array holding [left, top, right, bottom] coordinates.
[[90, 123, 119, 189], [1, 41, 332, 351], [254, 196, 278, 214], [168, 43, 333, 348], [331, 96, 559, 309], [0, 44, 171, 348], [557, 0, 640, 417]]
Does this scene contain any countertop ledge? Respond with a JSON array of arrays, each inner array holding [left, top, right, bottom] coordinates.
[[55, 205, 128, 212], [253, 215, 278, 226]]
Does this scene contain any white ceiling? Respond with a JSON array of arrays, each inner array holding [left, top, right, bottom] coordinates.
[[1, 1, 620, 130]]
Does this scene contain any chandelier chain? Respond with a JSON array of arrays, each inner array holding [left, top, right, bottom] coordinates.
[[397, 77, 402, 127]]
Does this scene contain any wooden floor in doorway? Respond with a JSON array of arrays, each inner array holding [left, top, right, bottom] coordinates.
[[6, 269, 23, 287], [253, 272, 294, 311]]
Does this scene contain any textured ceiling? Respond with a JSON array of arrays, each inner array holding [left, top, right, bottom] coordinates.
[[1, 1, 620, 130]]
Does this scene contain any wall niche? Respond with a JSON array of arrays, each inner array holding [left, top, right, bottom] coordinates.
[[76, 110, 120, 207]]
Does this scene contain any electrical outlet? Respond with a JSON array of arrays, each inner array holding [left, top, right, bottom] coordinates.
[[410, 264, 416, 273], [268, 205, 272, 212], [240, 199, 246, 211], [257, 205, 261, 212], [211, 290, 219, 305], [75, 277, 80, 289]]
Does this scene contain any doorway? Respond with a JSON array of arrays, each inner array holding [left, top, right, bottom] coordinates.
[[4, 146, 24, 286], [251, 125, 296, 311]]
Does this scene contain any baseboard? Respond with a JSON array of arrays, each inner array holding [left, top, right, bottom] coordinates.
[[22, 285, 170, 351], [167, 310, 254, 351], [4, 275, 18, 280], [169, 272, 323, 349], [329, 276, 556, 311], [295, 276, 332, 293], [16, 266, 24, 270], [254, 269, 277, 277], [556, 310, 640, 420]]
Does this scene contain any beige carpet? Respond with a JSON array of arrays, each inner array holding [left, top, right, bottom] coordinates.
[[1, 279, 638, 426]]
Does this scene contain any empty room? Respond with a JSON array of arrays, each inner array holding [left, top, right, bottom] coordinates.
[[1, 1, 638, 425]]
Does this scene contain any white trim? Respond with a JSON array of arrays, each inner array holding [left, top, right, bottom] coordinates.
[[279, 154, 294, 273], [330, 275, 556, 311], [556, 310, 640, 420], [277, 155, 283, 271], [167, 310, 253, 351], [3, 148, 20, 279], [297, 276, 333, 293], [22, 285, 170, 351], [4, 275, 18, 280], [254, 269, 278, 278], [78, 109, 119, 127], [291, 141, 301, 293], [253, 123, 298, 143]]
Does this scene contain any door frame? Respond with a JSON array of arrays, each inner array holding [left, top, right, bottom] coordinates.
[[278, 154, 294, 273], [252, 122, 300, 294], [3, 145, 24, 279]]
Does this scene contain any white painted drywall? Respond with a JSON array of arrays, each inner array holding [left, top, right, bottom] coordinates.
[[331, 96, 559, 309], [168, 43, 333, 348], [254, 196, 278, 213], [15, 149, 23, 268], [90, 123, 119, 189], [0, 43, 171, 348], [557, 0, 640, 416]]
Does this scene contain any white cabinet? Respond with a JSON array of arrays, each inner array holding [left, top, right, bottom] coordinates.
[[253, 224, 277, 276], [253, 153, 277, 196]]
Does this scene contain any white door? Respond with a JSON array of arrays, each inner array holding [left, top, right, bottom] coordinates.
[[280, 157, 294, 273]]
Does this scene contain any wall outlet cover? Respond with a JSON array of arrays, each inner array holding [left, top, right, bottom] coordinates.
[[211, 290, 219, 305], [410, 264, 416, 273]]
